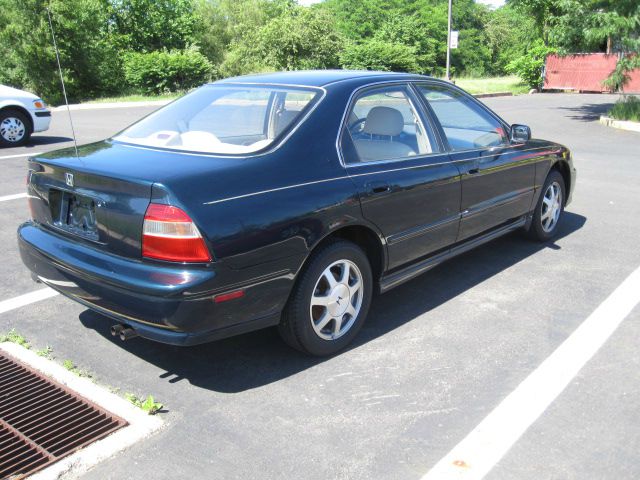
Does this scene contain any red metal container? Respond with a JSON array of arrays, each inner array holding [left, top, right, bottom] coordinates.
[[544, 53, 640, 93]]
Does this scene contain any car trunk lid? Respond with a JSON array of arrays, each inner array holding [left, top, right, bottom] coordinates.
[[28, 152, 154, 259]]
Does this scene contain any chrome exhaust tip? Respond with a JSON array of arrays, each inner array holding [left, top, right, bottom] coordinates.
[[110, 324, 125, 337], [119, 327, 138, 341]]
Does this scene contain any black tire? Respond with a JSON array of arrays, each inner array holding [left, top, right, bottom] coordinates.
[[279, 240, 373, 356], [528, 170, 565, 242], [0, 109, 32, 147]]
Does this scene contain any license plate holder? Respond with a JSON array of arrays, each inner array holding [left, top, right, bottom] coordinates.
[[52, 190, 99, 241]]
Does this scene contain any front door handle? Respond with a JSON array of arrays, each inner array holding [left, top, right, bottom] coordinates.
[[468, 168, 480, 175], [366, 182, 391, 195]]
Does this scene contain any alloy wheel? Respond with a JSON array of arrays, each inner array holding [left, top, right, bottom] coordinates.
[[541, 181, 562, 233], [0, 116, 26, 143], [309, 259, 363, 341]]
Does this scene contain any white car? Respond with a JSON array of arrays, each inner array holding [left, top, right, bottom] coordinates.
[[0, 85, 51, 147]]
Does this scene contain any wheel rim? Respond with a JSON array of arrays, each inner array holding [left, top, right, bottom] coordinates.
[[541, 181, 562, 233], [0, 116, 26, 142], [309, 259, 364, 341]]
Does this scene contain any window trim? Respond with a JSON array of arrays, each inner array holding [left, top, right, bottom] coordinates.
[[336, 81, 448, 168], [410, 80, 513, 154]]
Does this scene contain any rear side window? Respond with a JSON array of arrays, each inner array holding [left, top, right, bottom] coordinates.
[[341, 86, 435, 164], [416, 85, 508, 151], [114, 85, 319, 155]]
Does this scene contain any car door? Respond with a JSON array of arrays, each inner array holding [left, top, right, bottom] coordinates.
[[414, 83, 536, 242], [339, 83, 461, 270]]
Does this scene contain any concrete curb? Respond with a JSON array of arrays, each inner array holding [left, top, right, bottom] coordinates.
[[52, 100, 172, 112], [0, 342, 164, 480], [473, 92, 514, 99], [599, 115, 640, 133]]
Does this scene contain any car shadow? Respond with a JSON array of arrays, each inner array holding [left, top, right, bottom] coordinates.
[[557, 102, 615, 122], [79, 212, 586, 394], [28, 136, 74, 147]]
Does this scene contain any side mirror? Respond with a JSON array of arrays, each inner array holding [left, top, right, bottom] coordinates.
[[511, 124, 531, 143]]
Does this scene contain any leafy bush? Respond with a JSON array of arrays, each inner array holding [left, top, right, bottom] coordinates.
[[339, 39, 419, 73], [609, 96, 640, 122], [123, 48, 211, 94], [506, 40, 556, 90]]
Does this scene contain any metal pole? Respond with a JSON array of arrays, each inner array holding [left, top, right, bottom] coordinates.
[[47, 8, 79, 159], [446, 0, 452, 81]]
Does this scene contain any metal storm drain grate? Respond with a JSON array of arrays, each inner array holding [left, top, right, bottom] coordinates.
[[0, 352, 127, 479]]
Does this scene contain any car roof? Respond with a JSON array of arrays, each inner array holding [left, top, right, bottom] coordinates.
[[214, 70, 433, 88]]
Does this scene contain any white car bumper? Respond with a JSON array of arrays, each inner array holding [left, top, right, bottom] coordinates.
[[31, 110, 51, 133]]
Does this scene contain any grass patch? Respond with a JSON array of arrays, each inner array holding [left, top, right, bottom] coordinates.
[[453, 75, 529, 95], [125, 393, 163, 415], [36, 345, 53, 358], [0, 329, 30, 348], [82, 93, 180, 104], [62, 359, 93, 379], [609, 96, 640, 122]]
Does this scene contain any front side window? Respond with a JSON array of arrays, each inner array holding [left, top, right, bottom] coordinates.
[[416, 85, 508, 151], [342, 86, 434, 163], [114, 85, 319, 154]]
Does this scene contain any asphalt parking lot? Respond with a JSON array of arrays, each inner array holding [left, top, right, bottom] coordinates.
[[1, 94, 639, 479]]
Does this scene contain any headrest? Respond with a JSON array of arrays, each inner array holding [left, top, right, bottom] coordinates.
[[362, 106, 404, 136]]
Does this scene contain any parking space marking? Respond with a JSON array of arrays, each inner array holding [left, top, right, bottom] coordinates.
[[0, 152, 42, 160], [0, 288, 58, 315], [421, 264, 640, 480], [0, 193, 27, 202]]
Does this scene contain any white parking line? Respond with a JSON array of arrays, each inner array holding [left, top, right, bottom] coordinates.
[[0, 193, 27, 202], [0, 152, 42, 160], [0, 288, 59, 315], [421, 264, 640, 480]]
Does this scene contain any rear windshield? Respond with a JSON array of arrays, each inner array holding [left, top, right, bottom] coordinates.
[[114, 85, 320, 154]]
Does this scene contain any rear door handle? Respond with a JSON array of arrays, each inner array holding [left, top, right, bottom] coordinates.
[[468, 168, 479, 175], [366, 182, 391, 194]]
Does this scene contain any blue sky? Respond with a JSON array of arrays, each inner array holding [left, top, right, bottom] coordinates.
[[298, 0, 506, 8]]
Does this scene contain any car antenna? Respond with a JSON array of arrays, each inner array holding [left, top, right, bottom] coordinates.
[[46, 7, 79, 159]]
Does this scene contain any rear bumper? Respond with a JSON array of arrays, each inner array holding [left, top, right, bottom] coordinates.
[[18, 223, 295, 345]]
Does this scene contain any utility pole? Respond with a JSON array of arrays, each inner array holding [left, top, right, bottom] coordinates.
[[446, 0, 452, 81]]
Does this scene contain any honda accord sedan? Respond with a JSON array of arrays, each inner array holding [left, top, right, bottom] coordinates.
[[18, 70, 575, 356]]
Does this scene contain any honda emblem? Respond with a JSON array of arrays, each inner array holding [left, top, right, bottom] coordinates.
[[65, 172, 74, 187]]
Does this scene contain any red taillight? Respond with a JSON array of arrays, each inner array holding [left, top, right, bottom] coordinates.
[[142, 204, 211, 263]]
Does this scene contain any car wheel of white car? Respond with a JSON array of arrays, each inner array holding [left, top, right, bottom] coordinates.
[[0, 109, 32, 147]]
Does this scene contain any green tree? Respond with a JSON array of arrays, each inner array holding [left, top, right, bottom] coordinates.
[[484, 4, 539, 75], [374, 14, 439, 74], [219, 5, 342, 76], [320, 0, 406, 40], [0, 0, 123, 104], [192, 0, 230, 68], [508, 0, 561, 44], [511, 0, 640, 89], [109, 0, 199, 52]]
